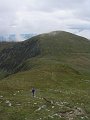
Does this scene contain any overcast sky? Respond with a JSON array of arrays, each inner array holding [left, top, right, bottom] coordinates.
[[0, 0, 90, 40]]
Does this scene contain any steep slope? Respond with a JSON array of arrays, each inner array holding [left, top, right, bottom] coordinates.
[[0, 41, 17, 79], [0, 39, 40, 73], [0, 41, 16, 52]]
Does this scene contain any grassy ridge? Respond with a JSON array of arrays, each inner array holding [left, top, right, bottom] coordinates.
[[0, 64, 90, 120]]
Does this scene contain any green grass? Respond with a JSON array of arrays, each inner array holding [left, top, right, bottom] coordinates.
[[0, 61, 90, 120]]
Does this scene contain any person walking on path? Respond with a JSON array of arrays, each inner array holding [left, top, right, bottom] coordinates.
[[32, 88, 35, 97]]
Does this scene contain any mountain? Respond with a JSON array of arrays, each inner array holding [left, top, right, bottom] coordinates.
[[0, 31, 90, 120], [0, 31, 90, 75]]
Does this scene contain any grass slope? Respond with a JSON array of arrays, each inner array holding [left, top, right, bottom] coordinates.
[[0, 64, 90, 120]]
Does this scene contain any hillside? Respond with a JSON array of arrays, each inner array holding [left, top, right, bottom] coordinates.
[[0, 31, 90, 76], [0, 41, 17, 79], [0, 31, 90, 120], [0, 41, 16, 52]]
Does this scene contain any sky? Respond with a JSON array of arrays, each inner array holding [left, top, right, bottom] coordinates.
[[0, 0, 90, 40]]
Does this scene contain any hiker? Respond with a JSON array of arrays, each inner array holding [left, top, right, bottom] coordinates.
[[32, 88, 35, 97]]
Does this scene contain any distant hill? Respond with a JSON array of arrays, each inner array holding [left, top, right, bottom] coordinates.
[[0, 33, 36, 41]]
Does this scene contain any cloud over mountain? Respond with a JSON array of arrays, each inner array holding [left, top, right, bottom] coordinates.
[[0, 0, 90, 39]]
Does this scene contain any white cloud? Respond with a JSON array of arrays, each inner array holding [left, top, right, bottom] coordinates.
[[0, 0, 90, 40]]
